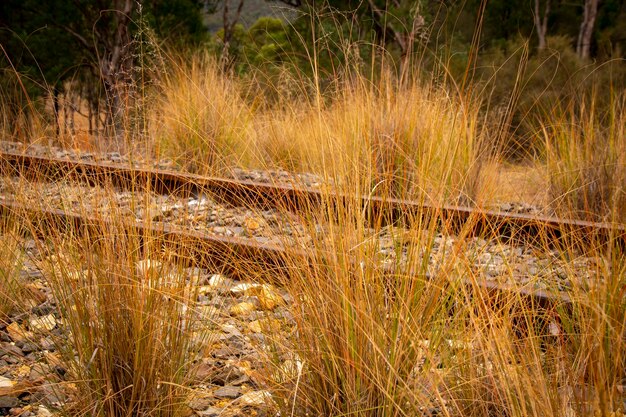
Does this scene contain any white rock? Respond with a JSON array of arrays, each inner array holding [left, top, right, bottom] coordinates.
[[238, 390, 272, 407], [0, 376, 15, 387], [37, 405, 53, 417], [230, 282, 262, 294], [207, 274, 230, 289], [30, 314, 57, 332], [0, 376, 17, 395], [548, 320, 561, 336]]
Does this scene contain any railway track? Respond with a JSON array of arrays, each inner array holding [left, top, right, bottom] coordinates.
[[0, 198, 572, 309], [0, 155, 604, 416], [1, 149, 623, 311], [1, 149, 624, 248], [0, 152, 626, 307]]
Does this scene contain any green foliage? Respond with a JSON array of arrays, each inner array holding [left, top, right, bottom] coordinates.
[[0, 0, 208, 135], [0, 0, 82, 94], [142, 0, 208, 46], [246, 17, 290, 65], [474, 35, 626, 158], [215, 16, 295, 67]]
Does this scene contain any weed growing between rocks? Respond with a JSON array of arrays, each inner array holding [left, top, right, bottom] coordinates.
[[252, 75, 495, 206], [0, 217, 29, 324], [444, 240, 624, 417], [148, 52, 256, 176], [542, 93, 626, 223], [140, 40, 496, 207], [10, 183, 213, 416]]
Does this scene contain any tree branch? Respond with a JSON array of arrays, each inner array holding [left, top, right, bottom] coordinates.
[[367, 0, 407, 54], [60, 24, 93, 53]]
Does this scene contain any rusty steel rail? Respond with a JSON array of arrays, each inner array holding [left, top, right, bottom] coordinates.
[[0, 198, 572, 309], [1, 149, 624, 248], [0, 198, 298, 283]]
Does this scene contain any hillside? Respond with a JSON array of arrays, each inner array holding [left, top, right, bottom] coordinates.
[[203, 0, 297, 33]]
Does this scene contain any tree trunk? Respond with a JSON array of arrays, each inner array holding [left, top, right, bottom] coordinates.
[[88, 100, 93, 136], [221, 0, 245, 68], [534, 0, 550, 51], [57, 1, 135, 138], [100, 0, 134, 136], [576, 0, 599, 59], [52, 88, 60, 137]]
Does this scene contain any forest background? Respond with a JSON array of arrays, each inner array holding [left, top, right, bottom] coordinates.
[[1, 0, 624, 159]]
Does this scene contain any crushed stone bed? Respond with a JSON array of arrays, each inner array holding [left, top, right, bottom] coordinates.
[[0, 176, 311, 248], [0, 166, 615, 415], [0, 141, 326, 190], [0, 239, 295, 416]]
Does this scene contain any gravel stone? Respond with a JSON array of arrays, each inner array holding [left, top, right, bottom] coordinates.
[[196, 407, 223, 416], [188, 396, 214, 411], [213, 385, 242, 399], [0, 395, 18, 408]]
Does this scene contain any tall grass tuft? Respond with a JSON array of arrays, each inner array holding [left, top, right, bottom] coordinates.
[[258, 156, 625, 416], [265, 199, 625, 416], [148, 52, 255, 175], [542, 93, 626, 223], [14, 177, 210, 416], [255, 74, 495, 205], [264, 191, 452, 416], [146, 48, 495, 206]]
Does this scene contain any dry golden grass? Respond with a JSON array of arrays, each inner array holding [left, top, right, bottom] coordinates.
[[3, 152, 623, 416], [260, 179, 625, 417], [24, 206, 212, 416], [147, 57, 497, 206], [0, 218, 27, 323], [148, 52, 257, 175], [542, 94, 626, 223]]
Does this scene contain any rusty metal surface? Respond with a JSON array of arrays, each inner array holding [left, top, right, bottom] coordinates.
[[1, 149, 624, 249]]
